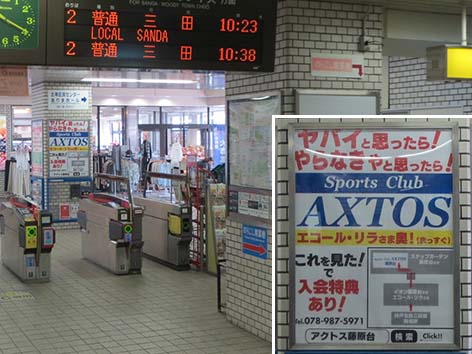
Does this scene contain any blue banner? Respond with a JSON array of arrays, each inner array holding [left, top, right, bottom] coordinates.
[[296, 173, 452, 194], [49, 132, 89, 138]]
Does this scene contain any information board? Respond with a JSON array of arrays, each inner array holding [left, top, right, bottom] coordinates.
[[46, 0, 276, 71], [291, 125, 458, 349], [48, 120, 90, 178], [48, 90, 90, 110]]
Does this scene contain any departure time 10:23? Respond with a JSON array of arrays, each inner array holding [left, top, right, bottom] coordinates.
[[219, 18, 258, 33]]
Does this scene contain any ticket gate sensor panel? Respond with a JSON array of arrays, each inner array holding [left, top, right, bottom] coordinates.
[[136, 195, 192, 271], [0, 197, 55, 282], [79, 174, 144, 275]]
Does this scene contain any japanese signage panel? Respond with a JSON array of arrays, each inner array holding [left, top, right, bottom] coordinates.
[[291, 126, 457, 349], [0, 114, 6, 171], [48, 90, 89, 110], [31, 120, 43, 177], [311, 53, 364, 78], [48, 120, 90, 178], [242, 224, 268, 260], [0, 67, 29, 96]]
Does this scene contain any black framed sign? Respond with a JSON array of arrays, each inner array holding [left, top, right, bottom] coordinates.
[[46, 0, 277, 71]]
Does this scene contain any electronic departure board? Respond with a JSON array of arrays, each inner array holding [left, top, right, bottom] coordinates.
[[0, 0, 47, 65], [46, 0, 277, 72]]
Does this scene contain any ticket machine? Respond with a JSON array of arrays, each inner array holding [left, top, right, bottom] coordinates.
[[0, 196, 55, 282], [78, 174, 144, 275]]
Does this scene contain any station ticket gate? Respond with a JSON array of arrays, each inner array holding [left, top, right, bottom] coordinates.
[[135, 196, 192, 270], [0, 196, 55, 282], [78, 174, 144, 275]]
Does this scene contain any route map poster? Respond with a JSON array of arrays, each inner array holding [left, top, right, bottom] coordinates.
[[291, 126, 457, 348], [228, 95, 280, 191]]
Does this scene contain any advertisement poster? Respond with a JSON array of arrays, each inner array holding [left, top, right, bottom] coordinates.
[[293, 128, 456, 348], [31, 120, 43, 177], [212, 125, 226, 167], [0, 114, 6, 171], [49, 120, 89, 178]]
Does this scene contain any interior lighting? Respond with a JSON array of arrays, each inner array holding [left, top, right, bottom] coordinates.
[[81, 78, 197, 84], [251, 96, 271, 101]]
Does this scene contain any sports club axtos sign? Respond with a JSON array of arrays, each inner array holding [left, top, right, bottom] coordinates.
[[291, 127, 457, 348]]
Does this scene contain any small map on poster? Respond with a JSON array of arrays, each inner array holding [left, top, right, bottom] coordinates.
[[228, 95, 280, 190]]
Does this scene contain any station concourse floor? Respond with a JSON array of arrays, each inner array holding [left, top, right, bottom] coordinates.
[[0, 230, 270, 354]]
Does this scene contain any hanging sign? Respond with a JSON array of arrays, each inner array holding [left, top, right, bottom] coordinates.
[[427, 45, 472, 80], [291, 126, 457, 349], [48, 90, 90, 110], [48, 120, 90, 178]]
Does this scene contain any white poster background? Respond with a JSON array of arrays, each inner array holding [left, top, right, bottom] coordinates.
[[294, 129, 452, 174], [293, 127, 455, 347]]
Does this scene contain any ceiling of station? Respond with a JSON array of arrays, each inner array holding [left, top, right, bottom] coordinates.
[[26, 1, 471, 93], [336, 0, 472, 14], [28, 67, 225, 91]]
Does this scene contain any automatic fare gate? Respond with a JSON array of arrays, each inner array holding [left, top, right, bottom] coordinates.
[[0, 196, 55, 282], [78, 174, 144, 275]]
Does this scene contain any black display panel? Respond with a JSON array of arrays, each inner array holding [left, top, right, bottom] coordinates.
[[46, 0, 277, 72], [0, 0, 47, 65]]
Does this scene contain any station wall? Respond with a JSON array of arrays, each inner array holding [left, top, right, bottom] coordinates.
[[389, 57, 472, 114], [225, 0, 383, 342]]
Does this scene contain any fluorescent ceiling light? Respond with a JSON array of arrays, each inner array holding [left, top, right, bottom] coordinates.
[[81, 77, 197, 84], [251, 95, 271, 101], [13, 108, 31, 115]]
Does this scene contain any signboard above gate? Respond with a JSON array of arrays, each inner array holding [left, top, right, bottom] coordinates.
[[46, 0, 277, 71]]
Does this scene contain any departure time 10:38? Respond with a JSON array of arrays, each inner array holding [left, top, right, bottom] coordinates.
[[219, 48, 257, 62]]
